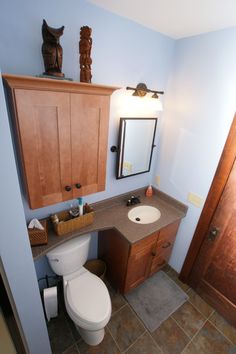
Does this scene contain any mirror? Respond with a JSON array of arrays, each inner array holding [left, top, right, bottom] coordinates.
[[116, 118, 157, 179]]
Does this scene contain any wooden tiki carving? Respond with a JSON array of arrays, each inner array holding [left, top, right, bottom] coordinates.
[[42, 19, 65, 77], [79, 26, 92, 83]]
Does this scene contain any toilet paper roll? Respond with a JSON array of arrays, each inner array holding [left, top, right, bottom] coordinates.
[[43, 286, 58, 321]]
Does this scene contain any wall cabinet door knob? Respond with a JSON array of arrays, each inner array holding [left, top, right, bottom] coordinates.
[[162, 242, 171, 249], [75, 183, 82, 189], [65, 185, 72, 192]]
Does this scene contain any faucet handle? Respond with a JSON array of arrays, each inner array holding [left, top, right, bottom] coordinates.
[[126, 199, 132, 206]]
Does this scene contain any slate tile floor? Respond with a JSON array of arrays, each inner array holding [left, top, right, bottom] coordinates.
[[47, 266, 236, 354]]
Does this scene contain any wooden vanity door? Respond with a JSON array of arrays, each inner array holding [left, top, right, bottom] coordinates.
[[150, 220, 180, 276], [124, 233, 157, 293], [70, 94, 110, 197], [14, 89, 72, 208]]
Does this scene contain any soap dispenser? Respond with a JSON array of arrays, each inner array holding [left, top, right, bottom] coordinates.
[[145, 185, 153, 197]]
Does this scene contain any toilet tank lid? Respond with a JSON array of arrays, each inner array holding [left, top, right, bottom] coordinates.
[[46, 234, 91, 258]]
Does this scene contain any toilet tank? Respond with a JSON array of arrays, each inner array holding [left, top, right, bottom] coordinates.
[[46, 234, 91, 276]]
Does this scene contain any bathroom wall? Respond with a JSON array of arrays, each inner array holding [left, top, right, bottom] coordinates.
[[0, 0, 174, 222], [155, 28, 236, 271], [0, 0, 175, 280], [0, 1, 174, 348], [0, 72, 51, 353]]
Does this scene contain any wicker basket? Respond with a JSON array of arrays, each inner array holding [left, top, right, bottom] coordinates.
[[28, 219, 48, 246], [53, 210, 94, 236], [84, 259, 106, 280]]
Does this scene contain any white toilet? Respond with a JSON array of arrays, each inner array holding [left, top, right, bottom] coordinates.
[[46, 234, 111, 346]]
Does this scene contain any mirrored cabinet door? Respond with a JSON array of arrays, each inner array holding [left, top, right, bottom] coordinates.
[[116, 118, 157, 179]]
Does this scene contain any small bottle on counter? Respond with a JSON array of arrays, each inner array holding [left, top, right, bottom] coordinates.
[[51, 214, 59, 224], [78, 197, 83, 216], [145, 185, 153, 197], [84, 203, 93, 214]]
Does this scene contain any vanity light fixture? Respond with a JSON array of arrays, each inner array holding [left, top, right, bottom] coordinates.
[[126, 83, 164, 99]]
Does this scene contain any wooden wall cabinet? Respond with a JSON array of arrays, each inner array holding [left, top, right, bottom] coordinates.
[[98, 220, 180, 294], [3, 75, 118, 209]]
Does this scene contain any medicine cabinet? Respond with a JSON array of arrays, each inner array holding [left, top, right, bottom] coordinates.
[[114, 118, 157, 179]]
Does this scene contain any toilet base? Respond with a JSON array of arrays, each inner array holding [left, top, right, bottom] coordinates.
[[76, 324, 105, 346]]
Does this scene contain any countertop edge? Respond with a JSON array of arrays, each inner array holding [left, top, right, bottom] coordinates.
[[32, 187, 188, 260]]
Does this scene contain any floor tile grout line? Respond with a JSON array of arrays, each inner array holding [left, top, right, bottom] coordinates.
[[108, 302, 147, 353], [170, 314, 193, 341], [61, 342, 80, 354], [207, 315, 235, 345], [74, 341, 81, 354], [122, 330, 148, 354], [148, 332, 165, 354], [126, 301, 170, 353], [188, 298, 215, 319], [170, 299, 216, 352], [182, 297, 235, 345], [111, 302, 127, 317], [125, 301, 149, 332], [106, 323, 124, 353], [179, 317, 209, 353], [123, 330, 165, 354]]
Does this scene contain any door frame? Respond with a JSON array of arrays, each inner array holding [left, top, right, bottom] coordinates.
[[180, 114, 236, 284]]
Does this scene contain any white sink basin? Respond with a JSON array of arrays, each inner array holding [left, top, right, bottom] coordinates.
[[128, 205, 161, 224]]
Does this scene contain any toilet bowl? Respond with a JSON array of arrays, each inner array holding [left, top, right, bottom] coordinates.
[[46, 234, 111, 346]]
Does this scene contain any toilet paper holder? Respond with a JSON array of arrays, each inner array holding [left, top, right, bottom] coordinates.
[[38, 275, 60, 322], [38, 274, 60, 288]]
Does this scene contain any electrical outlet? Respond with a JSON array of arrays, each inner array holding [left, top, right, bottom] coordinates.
[[187, 192, 204, 207], [155, 175, 160, 186]]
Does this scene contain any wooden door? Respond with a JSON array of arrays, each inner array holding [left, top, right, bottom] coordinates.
[[14, 89, 72, 208], [180, 115, 236, 326], [70, 93, 110, 197]]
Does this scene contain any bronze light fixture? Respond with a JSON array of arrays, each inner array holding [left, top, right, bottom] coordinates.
[[126, 83, 164, 99]]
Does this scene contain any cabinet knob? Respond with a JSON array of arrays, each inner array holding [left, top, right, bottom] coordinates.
[[162, 242, 171, 249], [65, 185, 72, 192], [75, 183, 82, 189]]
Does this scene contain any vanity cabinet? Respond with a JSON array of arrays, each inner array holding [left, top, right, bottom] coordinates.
[[3, 74, 118, 209], [98, 220, 180, 294]]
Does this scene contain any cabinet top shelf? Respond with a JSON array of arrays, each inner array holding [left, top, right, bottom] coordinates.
[[3, 73, 120, 96]]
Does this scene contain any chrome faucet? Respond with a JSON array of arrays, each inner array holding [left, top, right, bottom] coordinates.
[[126, 195, 141, 206]]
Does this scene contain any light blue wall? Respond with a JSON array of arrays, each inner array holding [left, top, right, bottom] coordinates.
[[0, 1, 175, 350], [0, 73, 51, 353], [155, 28, 236, 271], [0, 0, 174, 222]]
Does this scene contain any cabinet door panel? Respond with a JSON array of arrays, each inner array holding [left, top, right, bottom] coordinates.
[[71, 94, 110, 197], [150, 220, 180, 276], [130, 232, 157, 256], [150, 247, 174, 276], [14, 89, 71, 208], [125, 238, 156, 293]]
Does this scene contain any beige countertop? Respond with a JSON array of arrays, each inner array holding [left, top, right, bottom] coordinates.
[[32, 187, 188, 260]]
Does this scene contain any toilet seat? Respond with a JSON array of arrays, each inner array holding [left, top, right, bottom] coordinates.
[[65, 271, 111, 331]]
